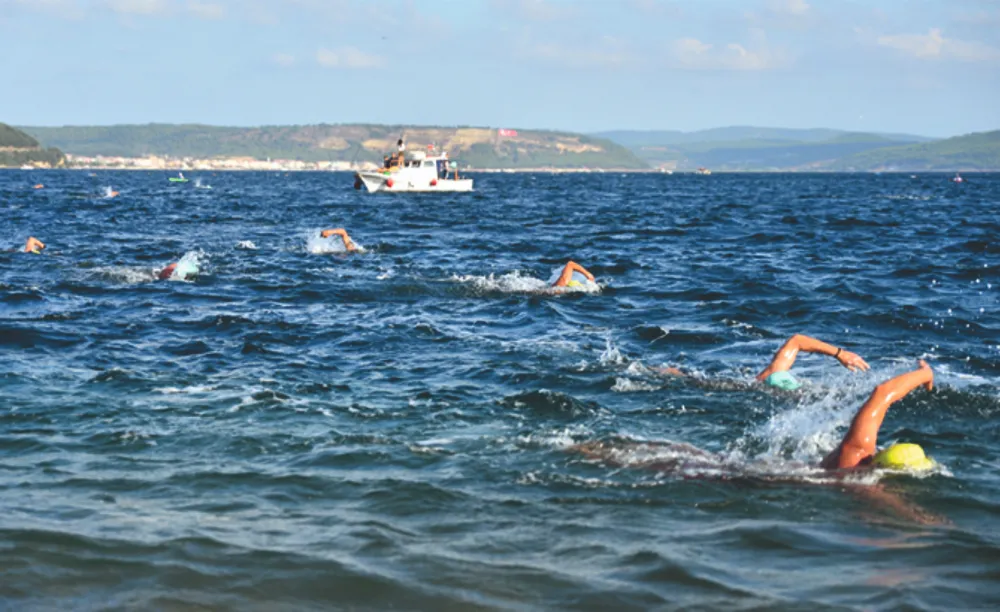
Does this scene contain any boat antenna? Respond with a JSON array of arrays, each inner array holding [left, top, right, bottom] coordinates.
[[348, 141, 363, 169]]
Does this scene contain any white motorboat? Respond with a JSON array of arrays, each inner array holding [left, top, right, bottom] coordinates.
[[354, 144, 473, 193]]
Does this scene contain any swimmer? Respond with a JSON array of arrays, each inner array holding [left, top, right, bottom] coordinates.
[[320, 228, 357, 252], [158, 263, 178, 280], [552, 261, 595, 288], [821, 359, 934, 470], [755, 333, 869, 391], [576, 360, 936, 474], [33, 184, 44, 190], [24, 236, 46, 254], [157, 259, 199, 281], [657, 333, 869, 390]]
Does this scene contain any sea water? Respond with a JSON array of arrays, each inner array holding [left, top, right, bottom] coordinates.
[[1, 170, 999, 610]]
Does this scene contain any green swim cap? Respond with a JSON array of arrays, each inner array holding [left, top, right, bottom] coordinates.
[[872, 443, 935, 471], [765, 371, 802, 391]]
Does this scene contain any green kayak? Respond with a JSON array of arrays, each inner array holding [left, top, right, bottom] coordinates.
[[169, 178, 189, 183]]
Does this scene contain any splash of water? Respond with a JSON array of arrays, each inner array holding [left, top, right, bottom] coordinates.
[[166, 249, 207, 281], [451, 270, 601, 295], [306, 231, 365, 254]]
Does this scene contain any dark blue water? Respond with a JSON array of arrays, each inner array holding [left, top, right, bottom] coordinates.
[[2, 170, 999, 610]]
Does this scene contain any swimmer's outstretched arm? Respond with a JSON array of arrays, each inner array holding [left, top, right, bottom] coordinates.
[[756, 334, 869, 381], [158, 262, 178, 280], [552, 261, 595, 287], [822, 360, 933, 470], [320, 228, 356, 251]]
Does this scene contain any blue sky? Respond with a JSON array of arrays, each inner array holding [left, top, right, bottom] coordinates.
[[2, 0, 998, 137]]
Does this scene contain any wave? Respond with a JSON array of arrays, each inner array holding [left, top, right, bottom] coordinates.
[[91, 266, 159, 284], [500, 389, 605, 417]]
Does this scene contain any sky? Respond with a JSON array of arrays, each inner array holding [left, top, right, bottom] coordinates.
[[1, 0, 998, 137]]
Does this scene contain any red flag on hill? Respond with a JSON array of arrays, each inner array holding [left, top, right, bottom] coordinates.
[[498, 128, 518, 137]]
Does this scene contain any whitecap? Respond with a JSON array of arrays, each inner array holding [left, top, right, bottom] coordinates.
[[611, 377, 661, 392], [451, 271, 601, 295]]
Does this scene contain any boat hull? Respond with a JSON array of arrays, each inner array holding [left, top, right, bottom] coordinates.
[[356, 171, 473, 193]]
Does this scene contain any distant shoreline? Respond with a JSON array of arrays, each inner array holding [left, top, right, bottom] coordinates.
[[4, 167, 996, 174]]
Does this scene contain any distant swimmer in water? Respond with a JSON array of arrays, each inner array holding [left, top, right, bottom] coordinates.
[[24, 236, 46, 254], [320, 228, 357, 252], [551, 261, 595, 289], [575, 360, 937, 474], [158, 263, 178, 280], [657, 333, 870, 390], [158, 259, 199, 280]]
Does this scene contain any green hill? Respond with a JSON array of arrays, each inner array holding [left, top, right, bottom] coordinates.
[[828, 130, 1000, 171], [20, 124, 648, 170], [0, 123, 65, 167], [594, 127, 940, 171]]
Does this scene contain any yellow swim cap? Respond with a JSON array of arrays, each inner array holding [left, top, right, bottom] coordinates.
[[566, 280, 582, 288], [872, 443, 935, 471]]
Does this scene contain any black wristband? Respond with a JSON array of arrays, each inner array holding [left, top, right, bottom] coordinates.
[[835, 348, 842, 358]]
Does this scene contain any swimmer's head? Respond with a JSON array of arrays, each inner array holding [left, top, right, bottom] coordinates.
[[765, 370, 802, 391], [872, 443, 935, 472]]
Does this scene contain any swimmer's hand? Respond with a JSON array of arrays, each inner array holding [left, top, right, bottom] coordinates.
[[918, 359, 933, 391], [836, 349, 870, 373]]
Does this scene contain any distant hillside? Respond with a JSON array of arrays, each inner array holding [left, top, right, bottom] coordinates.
[[0, 123, 64, 167], [828, 130, 1000, 171], [594, 127, 940, 171], [20, 124, 648, 170]]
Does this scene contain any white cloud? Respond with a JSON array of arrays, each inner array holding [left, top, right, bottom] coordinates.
[[490, 0, 569, 22], [316, 47, 385, 69], [515, 33, 636, 69], [769, 0, 809, 16], [103, 0, 168, 15], [671, 36, 787, 71], [271, 52, 295, 67], [529, 39, 633, 68], [629, 0, 682, 16], [188, 1, 224, 19], [675, 37, 712, 56], [8, 0, 86, 19], [877, 28, 1000, 62]]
